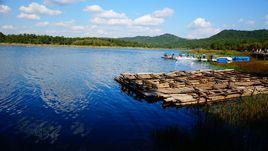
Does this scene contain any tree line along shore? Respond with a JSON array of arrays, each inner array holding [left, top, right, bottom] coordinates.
[[0, 32, 149, 48], [0, 29, 268, 50]]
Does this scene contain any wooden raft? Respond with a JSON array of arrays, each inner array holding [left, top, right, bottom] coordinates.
[[115, 69, 268, 107]]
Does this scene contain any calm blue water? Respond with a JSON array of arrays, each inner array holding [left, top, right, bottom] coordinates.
[[0, 46, 211, 151]]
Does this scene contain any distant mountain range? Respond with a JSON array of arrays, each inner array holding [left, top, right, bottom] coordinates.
[[121, 29, 268, 49]]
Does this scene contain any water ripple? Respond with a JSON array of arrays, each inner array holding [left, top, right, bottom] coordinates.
[[0, 46, 212, 148]]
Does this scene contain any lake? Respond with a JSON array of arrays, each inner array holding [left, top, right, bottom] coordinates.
[[0, 45, 212, 151]]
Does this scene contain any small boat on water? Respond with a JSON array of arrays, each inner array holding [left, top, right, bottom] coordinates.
[[162, 53, 175, 60]]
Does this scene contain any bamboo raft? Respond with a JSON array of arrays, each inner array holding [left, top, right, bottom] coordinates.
[[115, 69, 268, 107]]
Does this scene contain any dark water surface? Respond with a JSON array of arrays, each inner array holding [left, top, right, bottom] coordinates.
[[0, 46, 211, 151]]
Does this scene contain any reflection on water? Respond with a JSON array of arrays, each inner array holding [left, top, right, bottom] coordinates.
[[16, 117, 62, 144], [0, 46, 212, 150]]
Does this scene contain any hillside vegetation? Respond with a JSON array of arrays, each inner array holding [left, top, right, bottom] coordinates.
[[1, 29, 268, 50], [0, 32, 147, 48], [123, 29, 268, 50]]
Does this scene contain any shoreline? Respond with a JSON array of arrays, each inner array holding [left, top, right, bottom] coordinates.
[[0, 43, 183, 51]]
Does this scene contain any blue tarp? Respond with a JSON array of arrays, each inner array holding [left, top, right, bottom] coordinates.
[[217, 58, 229, 63], [232, 56, 250, 62]]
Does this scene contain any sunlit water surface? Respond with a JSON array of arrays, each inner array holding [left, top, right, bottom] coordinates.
[[0, 46, 212, 150]]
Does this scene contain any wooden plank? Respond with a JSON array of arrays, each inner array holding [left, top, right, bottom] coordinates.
[[169, 94, 197, 103], [157, 87, 195, 94], [136, 74, 152, 79]]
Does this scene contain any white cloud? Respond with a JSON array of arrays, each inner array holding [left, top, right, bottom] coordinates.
[[187, 27, 220, 39], [133, 8, 174, 26], [18, 13, 40, 20], [90, 9, 130, 26], [44, 0, 84, 5], [189, 17, 212, 29], [91, 17, 132, 26], [10, 5, 172, 37], [82, 6, 174, 37], [238, 18, 255, 25], [1, 25, 14, 30], [53, 20, 74, 27], [246, 20, 255, 25], [0, 5, 11, 14], [36, 20, 86, 31], [187, 17, 221, 39], [83, 25, 162, 38], [20, 2, 61, 15], [90, 17, 105, 24], [71, 25, 86, 31], [153, 8, 174, 18], [97, 10, 127, 19], [238, 18, 244, 23], [87, 6, 173, 27], [106, 18, 132, 26], [36, 21, 50, 26], [83, 5, 103, 12], [134, 15, 164, 26]]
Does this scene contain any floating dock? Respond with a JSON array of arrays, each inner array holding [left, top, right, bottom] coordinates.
[[115, 69, 268, 107]]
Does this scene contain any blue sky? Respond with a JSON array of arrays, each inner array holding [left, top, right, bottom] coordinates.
[[0, 0, 267, 38]]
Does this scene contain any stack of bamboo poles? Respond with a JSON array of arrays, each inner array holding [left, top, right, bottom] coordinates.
[[115, 69, 268, 107]]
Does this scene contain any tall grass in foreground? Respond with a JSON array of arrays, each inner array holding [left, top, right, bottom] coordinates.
[[152, 95, 268, 151], [207, 94, 268, 127]]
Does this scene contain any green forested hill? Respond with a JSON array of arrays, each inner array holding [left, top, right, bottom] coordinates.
[[122, 30, 268, 50], [209, 29, 268, 40], [122, 34, 188, 48]]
